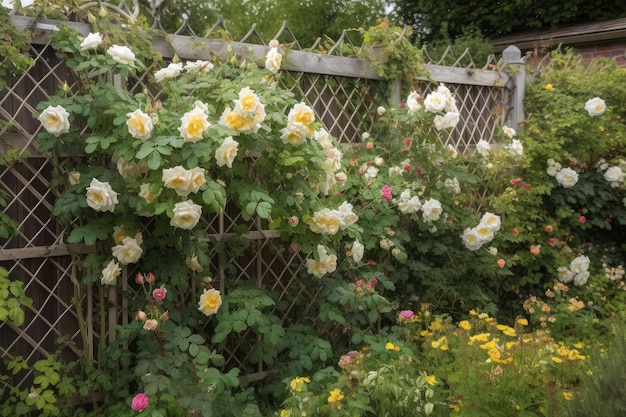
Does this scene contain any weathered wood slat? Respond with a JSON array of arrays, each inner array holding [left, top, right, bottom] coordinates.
[[11, 16, 509, 86], [0, 230, 280, 261]]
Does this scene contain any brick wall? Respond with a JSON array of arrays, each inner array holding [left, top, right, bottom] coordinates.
[[574, 41, 626, 66]]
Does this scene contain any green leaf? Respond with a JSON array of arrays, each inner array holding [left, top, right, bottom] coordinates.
[[232, 320, 247, 333], [256, 202, 271, 219], [147, 152, 162, 170]]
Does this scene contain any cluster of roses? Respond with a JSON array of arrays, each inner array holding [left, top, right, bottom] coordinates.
[[461, 212, 502, 252], [405, 83, 460, 131]]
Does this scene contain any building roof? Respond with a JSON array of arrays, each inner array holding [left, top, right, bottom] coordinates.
[[491, 17, 626, 52]]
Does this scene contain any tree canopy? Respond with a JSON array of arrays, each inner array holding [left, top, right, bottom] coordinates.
[[158, 0, 388, 48], [393, 0, 626, 42]]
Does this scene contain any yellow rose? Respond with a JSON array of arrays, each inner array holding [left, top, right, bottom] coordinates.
[[126, 109, 153, 141], [198, 288, 222, 316], [215, 136, 239, 168], [179, 104, 210, 143]]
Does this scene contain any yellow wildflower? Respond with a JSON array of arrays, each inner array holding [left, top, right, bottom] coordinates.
[[289, 376, 310, 393], [328, 388, 344, 403], [459, 320, 472, 331], [545, 84, 553, 91], [425, 374, 437, 386], [431, 336, 448, 350], [563, 391, 573, 401], [516, 317, 528, 326], [551, 356, 563, 363]]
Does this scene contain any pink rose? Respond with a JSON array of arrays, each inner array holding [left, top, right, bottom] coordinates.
[[131, 393, 149, 411], [152, 287, 167, 301], [578, 216, 586, 224], [381, 185, 392, 201], [398, 310, 415, 320], [497, 259, 506, 268]]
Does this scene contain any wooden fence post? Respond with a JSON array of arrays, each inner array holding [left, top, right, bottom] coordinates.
[[502, 45, 525, 129]]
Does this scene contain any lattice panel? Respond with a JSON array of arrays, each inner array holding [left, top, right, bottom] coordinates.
[[0, 158, 64, 249], [0, 14, 514, 393], [0, 256, 88, 387], [281, 72, 387, 144], [0, 43, 72, 150], [417, 82, 509, 154]]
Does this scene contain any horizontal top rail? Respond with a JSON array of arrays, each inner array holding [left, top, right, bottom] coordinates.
[[11, 16, 510, 86]]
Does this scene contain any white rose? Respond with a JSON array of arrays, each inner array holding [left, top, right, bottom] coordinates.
[[106, 45, 136, 66], [505, 139, 524, 157], [476, 139, 491, 157], [170, 200, 202, 229], [178, 104, 210, 143], [364, 166, 379, 179], [503, 125, 516, 138], [154, 62, 183, 82], [604, 166, 624, 186], [101, 259, 121, 285], [377, 106, 386, 116], [461, 228, 483, 251], [406, 91, 422, 113], [480, 212, 501, 232], [374, 157, 385, 166], [555, 167, 579, 188], [573, 271, 590, 286], [351, 240, 364, 263], [584, 97, 606, 116], [38, 105, 70, 136], [434, 111, 460, 131], [215, 136, 239, 168], [557, 267, 573, 283], [398, 196, 421, 214], [111, 236, 143, 265], [570, 255, 590, 274], [80, 32, 103, 50], [86, 178, 118, 212], [423, 91, 447, 113], [265, 47, 282, 73], [421, 198, 443, 222], [184, 60, 214, 73]]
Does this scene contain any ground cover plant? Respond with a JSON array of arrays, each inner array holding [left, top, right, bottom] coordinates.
[[1, 4, 626, 416]]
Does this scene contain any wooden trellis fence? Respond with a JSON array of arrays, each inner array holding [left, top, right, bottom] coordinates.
[[0, 6, 517, 392]]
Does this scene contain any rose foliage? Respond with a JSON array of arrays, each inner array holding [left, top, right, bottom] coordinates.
[[2, 7, 626, 417]]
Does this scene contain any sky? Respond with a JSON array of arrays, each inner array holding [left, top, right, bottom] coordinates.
[[2, 0, 34, 9]]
